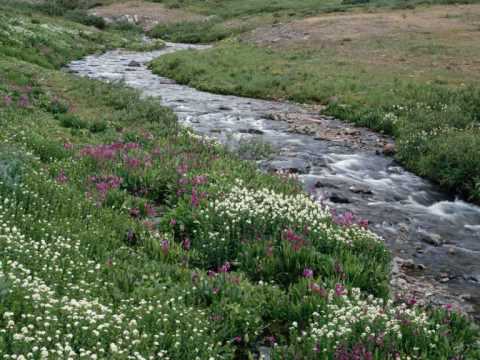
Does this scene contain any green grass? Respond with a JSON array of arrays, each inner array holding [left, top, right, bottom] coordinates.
[[150, 41, 480, 203], [0, 2, 164, 69], [0, 3, 478, 359], [148, 0, 480, 43], [153, 0, 480, 18]]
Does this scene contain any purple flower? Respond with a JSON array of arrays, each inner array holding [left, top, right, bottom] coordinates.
[[161, 240, 169, 255], [358, 219, 369, 229], [443, 303, 453, 312], [178, 177, 189, 185], [55, 170, 68, 184], [310, 283, 327, 297], [303, 268, 314, 278], [64, 142, 73, 150], [218, 261, 231, 273], [233, 336, 242, 344], [284, 228, 305, 251], [124, 155, 141, 169], [176, 164, 188, 175], [124, 142, 140, 150], [335, 283, 346, 296], [191, 189, 200, 207], [3, 95, 12, 106], [129, 208, 140, 218], [265, 336, 276, 345], [192, 175, 208, 185], [182, 238, 191, 251], [17, 95, 30, 108], [207, 270, 217, 278], [144, 203, 157, 217], [212, 287, 220, 295], [170, 218, 177, 226]]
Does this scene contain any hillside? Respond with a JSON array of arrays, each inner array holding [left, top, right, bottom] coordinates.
[[0, 1, 479, 359]]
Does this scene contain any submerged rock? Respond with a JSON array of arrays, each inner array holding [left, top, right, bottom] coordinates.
[[128, 60, 141, 67], [329, 193, 350, 204], [383, 143, 396, 155]]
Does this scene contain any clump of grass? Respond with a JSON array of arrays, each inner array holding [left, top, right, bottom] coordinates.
[[57, 113, 89, 129], [64, 9, 106, 29]]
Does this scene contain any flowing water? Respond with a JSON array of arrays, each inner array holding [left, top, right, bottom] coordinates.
[[68, 42, 480, 317]]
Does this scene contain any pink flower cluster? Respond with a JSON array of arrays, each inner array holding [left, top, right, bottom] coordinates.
[[88, 175, 123, 201], [283, 228, 306, 251], [331, 209, 369, 229], [80, 142, 141, 163]]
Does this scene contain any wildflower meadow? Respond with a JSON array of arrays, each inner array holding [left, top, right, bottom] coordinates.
[[0, 2, 479, 359]]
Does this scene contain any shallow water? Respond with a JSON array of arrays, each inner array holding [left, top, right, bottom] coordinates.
[[68, 42, 480, 316]]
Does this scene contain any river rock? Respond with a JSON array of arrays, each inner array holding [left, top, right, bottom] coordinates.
[[268, 159, 311, 174], [349, 185, 373, 195], [258, 347, 271, 360], [421, 232, 442, 247], [315, 181, 340, 189], [329, 193, 350, 204], [400, 259, 416, 269], [383, 143, 396, 155], [239, 128, 264, 135], [128, 60, 141, 67], [344, 127, 360, 136]]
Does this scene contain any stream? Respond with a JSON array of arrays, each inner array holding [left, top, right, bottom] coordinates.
[[67, 42, 480, 318]]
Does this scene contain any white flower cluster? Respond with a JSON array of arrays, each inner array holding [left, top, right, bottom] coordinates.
[[0, 14, 86, 51], [209, 182, 330, 228], [0, 196, 227, 359], [294, 287, 437, 354], [204, 183, 381, 246]]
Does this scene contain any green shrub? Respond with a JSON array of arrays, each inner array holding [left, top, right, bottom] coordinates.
[[64, 9, 106, 29], [57, 113, 89, 129]]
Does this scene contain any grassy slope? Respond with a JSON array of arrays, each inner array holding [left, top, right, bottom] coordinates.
[[148, 0, 480, 43], [149, 5, 480, 203], [0, 3, 479, 359]]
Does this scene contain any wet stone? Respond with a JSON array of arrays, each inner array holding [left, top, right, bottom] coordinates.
[[267, 159, 311, 174], [421, 233, 442, 247], [127, 60, 141, 67], [349, 185, 373, 195], [239, 128, 264, 135], [401, 259, 416, 269], [383, 143, 396, 155], [329, 193, 351, 204], [315, 181, 340, 189]]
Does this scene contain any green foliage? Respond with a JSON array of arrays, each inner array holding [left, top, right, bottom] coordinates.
[[64, 9, 106, 29], [57, 113, 89, 129], [149, 19, 247, 43]]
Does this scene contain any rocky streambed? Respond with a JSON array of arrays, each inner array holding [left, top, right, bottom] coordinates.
[[67, 42, 480, 318]]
